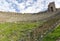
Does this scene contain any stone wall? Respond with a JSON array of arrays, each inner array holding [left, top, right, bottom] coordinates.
[[0, 10, 58, 22]]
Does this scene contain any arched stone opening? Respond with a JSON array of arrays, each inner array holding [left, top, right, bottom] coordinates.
[[50, 6, 54, 12]]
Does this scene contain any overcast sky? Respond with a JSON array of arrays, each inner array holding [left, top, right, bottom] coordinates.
[[0, 0, 60, 13]]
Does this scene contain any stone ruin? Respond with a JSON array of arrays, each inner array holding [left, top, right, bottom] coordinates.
[[48, 2, 56, 12], [37, 2, 56, 14]]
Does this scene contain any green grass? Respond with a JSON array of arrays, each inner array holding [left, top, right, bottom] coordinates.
[[0, 21, 43, 41], [42, 25, 60, 41]]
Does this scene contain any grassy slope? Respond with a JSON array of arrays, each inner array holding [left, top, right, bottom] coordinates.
[[42, 25, 60, 41], [0, 21, 43, 41]]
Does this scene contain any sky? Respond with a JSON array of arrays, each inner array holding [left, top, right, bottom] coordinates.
[[0, 0, 60, 13]]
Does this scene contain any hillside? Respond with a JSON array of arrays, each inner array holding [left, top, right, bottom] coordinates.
[[0, 2, 60, 41], [0, 21, 44, 41], [0, 7, 59, 41]]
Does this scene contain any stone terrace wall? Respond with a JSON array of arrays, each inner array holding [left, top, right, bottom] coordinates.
[[0, 10, 59, 22]]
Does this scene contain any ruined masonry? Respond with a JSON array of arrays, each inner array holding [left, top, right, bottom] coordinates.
[[48, 2, 56, 12]]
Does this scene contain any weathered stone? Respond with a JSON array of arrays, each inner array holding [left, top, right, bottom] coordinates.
[[48, 2, 56, 12]]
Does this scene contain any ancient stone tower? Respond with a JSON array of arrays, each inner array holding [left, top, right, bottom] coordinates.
[[48, 2, 56, 12]]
